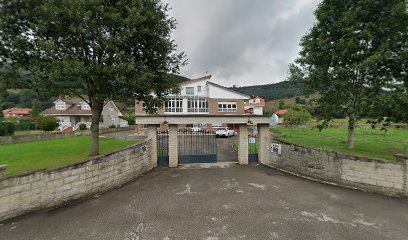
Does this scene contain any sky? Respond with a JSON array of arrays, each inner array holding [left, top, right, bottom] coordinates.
[[164, 0, 321, 87]]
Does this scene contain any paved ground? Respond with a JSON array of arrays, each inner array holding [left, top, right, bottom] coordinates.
[[1, 164, 407, 240], [216, 136, 237, 162]]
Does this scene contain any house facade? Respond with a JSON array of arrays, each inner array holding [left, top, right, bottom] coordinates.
[[2, 108, 32, 119], [135, 75, 265, 131], [42, 98, 128, 132], [244, 96, 265, 115]]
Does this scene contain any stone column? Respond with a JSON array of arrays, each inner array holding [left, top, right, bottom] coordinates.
[[395, 154, 408, 197], [238, 124, 248, 165], [168, 124, 179, 168], [0, 165, 7, 179], [258, 124, 270, 165], [147, 125, 158, 168]]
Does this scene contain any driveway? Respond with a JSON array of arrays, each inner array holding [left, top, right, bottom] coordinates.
[[2, 164, 407, 240], [216, 136, 237, 162]]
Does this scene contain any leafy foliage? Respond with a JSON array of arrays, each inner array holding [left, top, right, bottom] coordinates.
[[284, 105, 312, 125], [295, 0, 408, 149], [0, 121, 15, 136], [232, 81, 306, 101], [0, 0, 185, 155], [35, 116, 59, 132]]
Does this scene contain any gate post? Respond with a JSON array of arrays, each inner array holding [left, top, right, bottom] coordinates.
[[258, 124, 270, 164], [147, 125, 158, 168], [238, 124, 249, 165], [168, 124, 178, 168]]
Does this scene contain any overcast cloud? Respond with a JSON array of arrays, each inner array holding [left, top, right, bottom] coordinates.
[[164, 0, 320, 87]]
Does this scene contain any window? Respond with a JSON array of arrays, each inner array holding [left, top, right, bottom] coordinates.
[[142, 102, 147, 112], [186, 87, 194, 95], [255, 99, 260, 104], [187, 98, 208, 112], [82, 104, 90, 110], [197, 86, 202, 92], [57, 117, 64, 123], [142, 102, 158, 112], [165, 97, 183, 112], [218, 102, 237, 112], [56, 104, 65, 110]]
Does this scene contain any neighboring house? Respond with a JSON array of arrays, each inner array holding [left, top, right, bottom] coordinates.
[[274, 109, 288, 124], [135, 75, 254, 130], [2, 108, 32, 119], [42, 98, 128, 132], [244, 96, 265, 115]]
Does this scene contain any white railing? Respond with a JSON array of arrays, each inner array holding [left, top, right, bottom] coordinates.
[[73, 122, 92, 131], [58, 122, 72, 132]]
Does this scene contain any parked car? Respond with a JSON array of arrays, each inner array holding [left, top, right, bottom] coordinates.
[[215, 127, 234, 137], [191, 127, 201, 132]]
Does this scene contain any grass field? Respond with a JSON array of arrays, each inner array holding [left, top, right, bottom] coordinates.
[[272, 128, 408, 161], [0, 136, 135, 175]]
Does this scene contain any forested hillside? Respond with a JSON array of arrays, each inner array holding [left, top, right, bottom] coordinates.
[[231, 81, 305, 101]]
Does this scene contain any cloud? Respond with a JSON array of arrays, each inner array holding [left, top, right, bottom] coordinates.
[[164, 0, 320, 86]]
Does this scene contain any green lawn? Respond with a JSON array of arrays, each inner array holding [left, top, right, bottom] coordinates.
[[272, 128, 408, 161], [0, 136, 135, 175]]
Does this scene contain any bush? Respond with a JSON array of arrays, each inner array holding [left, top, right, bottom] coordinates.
[[0, 121, 15, 136], [35, 116, 59, 131], [284, 106, 312, 125], [109, 124, 116, 129], [79, 123, 87, 131], [15, 119, 36, 131]]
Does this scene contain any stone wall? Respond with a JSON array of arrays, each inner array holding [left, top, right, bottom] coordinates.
[[0, 139, 153, 221], [0, 126, 136, 145], [260, 139, 408, 197]]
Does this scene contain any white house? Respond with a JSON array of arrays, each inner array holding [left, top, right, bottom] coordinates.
[[42, 98, 128, 132]]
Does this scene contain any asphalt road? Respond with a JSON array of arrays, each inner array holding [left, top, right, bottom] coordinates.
[[1, 164, 407, 240]]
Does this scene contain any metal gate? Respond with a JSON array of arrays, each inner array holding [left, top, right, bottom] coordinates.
[[157, 130, 169, 166], [248, 135, 259, 162], [178, 129, 217, 164]]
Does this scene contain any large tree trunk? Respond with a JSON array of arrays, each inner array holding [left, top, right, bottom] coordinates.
[[347, 116, 355, 150], [90, 99, 104, 156]]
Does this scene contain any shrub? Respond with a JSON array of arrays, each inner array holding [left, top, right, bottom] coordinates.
[[109, 124, 116, 129], [284, 107, 312, 125], [0, 121, 15, 136], [79, 123, 87, 131], [15, 119, 36, 131], [35, 116, 59, 131]]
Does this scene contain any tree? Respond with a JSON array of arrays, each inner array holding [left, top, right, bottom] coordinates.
[[284, 105, 312, 125], [295, 0, 408, 149], [278, 100, 285, 110], [30, 100, 42, 118], [35, 116, 59, 132], [1, 0, 185, 156], [0, 109, 3, 120]]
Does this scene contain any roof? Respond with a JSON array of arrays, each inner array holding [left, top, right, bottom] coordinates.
[[3, 108, 31, 115], [176, 75, 212, 86], [244, 96, 266, 107], [275, 109, 288, 116], [206, 82, 251, 99], [42, 98, 124, 116]]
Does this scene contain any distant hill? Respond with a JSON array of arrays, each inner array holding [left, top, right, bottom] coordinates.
[[167, 74, 190, 84], [231, 81, 305, 101], [263, 93, 319, 114]]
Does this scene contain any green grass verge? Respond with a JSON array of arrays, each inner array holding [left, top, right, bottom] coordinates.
[[233, 138, 259, 154], [272, 128, 408, 161], [0, 136, 135, 175]]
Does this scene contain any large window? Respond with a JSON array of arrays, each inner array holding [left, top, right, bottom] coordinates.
[[186, 87, 194, 95], [218, 102, 237, 112], [187, 98, 208, 113], [165, 98, 183, 113]]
